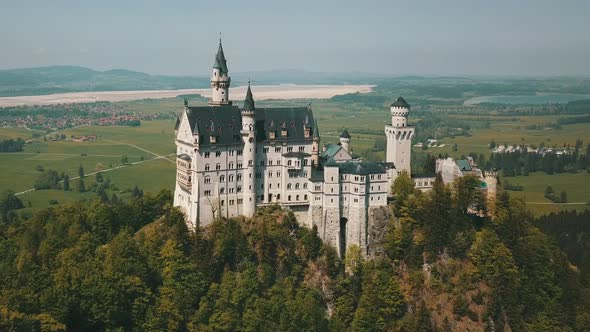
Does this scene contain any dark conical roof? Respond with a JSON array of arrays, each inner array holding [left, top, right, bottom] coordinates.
[[340, 129, 351, 139], [313, 119, 320, 138], [213, 40, 229, 74], [243, 82, 255, 111], [391, 96, 410, 108]]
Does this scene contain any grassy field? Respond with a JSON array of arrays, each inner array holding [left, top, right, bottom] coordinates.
[[2, 93, 589, 216], [505, 172, 590, 216]]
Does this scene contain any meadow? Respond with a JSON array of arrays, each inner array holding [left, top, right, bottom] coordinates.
[[2, 80, 589, 216]]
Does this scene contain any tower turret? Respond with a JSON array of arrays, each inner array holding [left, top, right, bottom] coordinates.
[[210, 36, 232, 106], [385, 96, 415, 176], [241, 81, 256, 217], [339, 129, 351, 153], [311, 119, 320, 167]]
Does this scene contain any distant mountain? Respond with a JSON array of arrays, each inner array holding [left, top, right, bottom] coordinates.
[[0, 66, 210, 97]]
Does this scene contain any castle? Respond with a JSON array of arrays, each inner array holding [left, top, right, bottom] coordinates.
[[174, 39, 496, 257]]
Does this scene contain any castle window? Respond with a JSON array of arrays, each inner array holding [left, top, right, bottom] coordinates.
[[304, 194, 308, 200], [237, 174, 242, 181], [275, 147, 281, 153], [288, 195, 292, 201], [303, 171, 308, 177], [287, 147, 293, 152], [229, 188, 234, 193], [238, 198, 243, 204], [205, 164, 210, 171], [229, 150, 234, 156], [269, 184, 272, 189], [263, 147, 269, 153], [237, 149, 243, 156], [215, 151, 221, 157], [303, 183, 307, 189], [237, 186, 242, 192], [269, 171, 273, 178], [229, 175, 234, 182], [220, 175, 225, 182], [221, 199, 224, 206], [220, 187, 225, 194], [287, 160, 292, 166], [287, 183, 292, 190], [268, 160, 273, 166], [299, 146, 305, 152], [229, 162, 234, 169], [260, 195, 264, 201], [216, 163, 221, 170], [303, 159, 308, 166], [237, 162, 243, 168], [248, 160, 253, 166], [205, 176, 211, 184], [295, 183, 300, 189], [259, 160, 265, 166], [204, 152, 210, 158], [204, 190, 211, 196], [296, 195, 300, 200], [277, 194, 281, 201]]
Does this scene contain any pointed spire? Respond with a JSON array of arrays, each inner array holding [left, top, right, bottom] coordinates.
[[313, 118, 320, 138], [213, 34, 228, 74], [243, 79, 255, 111]]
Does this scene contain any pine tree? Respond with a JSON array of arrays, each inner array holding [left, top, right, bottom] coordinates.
[[77, 178, 85, 192], [78, 165, 85, 178], [63, 175, 70, 191]]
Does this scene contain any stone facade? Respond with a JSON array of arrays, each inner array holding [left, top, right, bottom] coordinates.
[[173, 39, 494, 258]]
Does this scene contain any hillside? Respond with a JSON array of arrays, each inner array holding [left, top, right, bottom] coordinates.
[[1, 174, 589, 331], [0, 66, 210, 97]]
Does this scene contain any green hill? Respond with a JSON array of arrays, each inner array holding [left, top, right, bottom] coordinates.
[[0, 66, 210, 97]]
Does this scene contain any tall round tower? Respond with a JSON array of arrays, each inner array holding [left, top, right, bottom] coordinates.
[[311, 119, 320, 167], [209, 37, 232, 106], [385, 96, 415, 174], [241, 82, 256, 217]]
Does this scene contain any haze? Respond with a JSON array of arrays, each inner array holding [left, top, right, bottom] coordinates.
[[1, 0, 589, 76]]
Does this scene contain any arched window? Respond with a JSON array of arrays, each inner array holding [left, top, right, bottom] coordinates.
[[237, 174, 242, 181], [277, 194, 281, 201], [269, 171, 273, 178], [204, 176, 211, 184], [304, 194, 308, 200], [216, 163, 221, 170], [205, 164, 210, 171], [287, 183, 292, 190], [295, 183, 300, 189], [303, 183, 307, 189], [220, 175, 225, 182], [220, 187, 225, 194], [288, 195, 292, 201], [229, 162, 234, 169], [229, 175, 234, 182], [237, 185, 242, 192]]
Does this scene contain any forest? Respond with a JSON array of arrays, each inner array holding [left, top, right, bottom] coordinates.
[[0, 173, 589, 331]]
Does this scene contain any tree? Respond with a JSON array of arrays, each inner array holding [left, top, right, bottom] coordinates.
[[0, 190, 24, 223], [95, 172, 104, 183], [121, 155, 129, 164], [560, 190, 567, 203], [391, 170, 414, 215], [452, 143, 458, 152], [78, 165, 85, 178], [34, 169, 61, 190], [77, 178, 86, 192], [63, 175, 70, 191]]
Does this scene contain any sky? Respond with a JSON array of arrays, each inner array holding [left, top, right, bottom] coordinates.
[[1, 0, 589, 76]]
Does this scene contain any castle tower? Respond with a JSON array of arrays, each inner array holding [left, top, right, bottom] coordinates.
[[209, 36, 232, 106], [241, 81, 256, 217], [385, 97, 415, 174], [484, 171, 498, 213], [339, 129, 351, 153], [311, 119, 320, 167]]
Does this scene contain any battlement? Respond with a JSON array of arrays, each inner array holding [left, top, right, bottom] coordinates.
[[484, 171, 498, 179]]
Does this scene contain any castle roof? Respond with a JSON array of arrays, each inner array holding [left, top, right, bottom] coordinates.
[[313, 118, 320, 138], [456, 159, 472, 171], [340, 129, 351, 139], [391, 96, 410, 108], [183, 104, 318, 146], [243, 83, 255, 111], [320, 143, 342, 160], [325, 160, 386, 176], [255, 107, 317, 143], [213, 40, 229, 74]]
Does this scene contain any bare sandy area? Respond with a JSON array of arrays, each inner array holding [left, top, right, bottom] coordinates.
[[0, 84, 374, 107]]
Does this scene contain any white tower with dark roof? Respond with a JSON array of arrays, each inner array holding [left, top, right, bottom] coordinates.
[[241, 82, 257, 217], [210, 36, 232, 106], [385, 97, 414, 175]]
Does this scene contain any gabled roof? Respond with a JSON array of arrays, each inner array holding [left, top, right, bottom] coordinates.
[[321, 143, 342, 160], [255, 107, 316, 143], [391, 96, 410, 108], [186, 105, 242, 146], [456, 159, 472, 171], [213, 41, 229, 74], [325, 160, 386, 175]]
